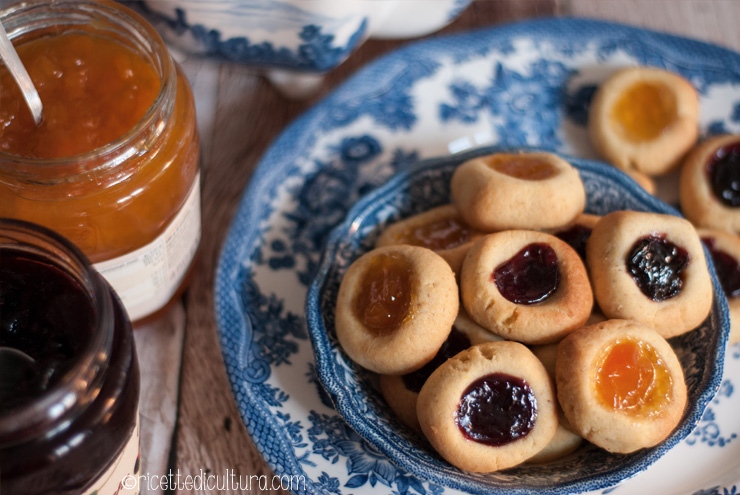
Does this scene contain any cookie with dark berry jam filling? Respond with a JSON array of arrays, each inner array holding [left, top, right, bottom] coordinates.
[[698, 228, 740, 344], [417, 341, 558, 473], [587, 210, 712, 338], [461, 230, 593, 344], [681, 134, 740, 234]]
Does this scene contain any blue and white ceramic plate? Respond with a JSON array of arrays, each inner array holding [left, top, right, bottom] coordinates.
[[215, 18, 740, 495], [305, 146, 729, 495]]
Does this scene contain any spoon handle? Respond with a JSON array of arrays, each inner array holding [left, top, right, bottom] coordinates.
[[0, 20, 43, 125]]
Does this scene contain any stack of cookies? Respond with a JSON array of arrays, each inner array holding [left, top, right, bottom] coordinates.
[[589, 66, 740, 345], [334, 147, 713, 473]]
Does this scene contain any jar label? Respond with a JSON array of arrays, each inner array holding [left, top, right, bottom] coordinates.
[[94, 174, 201, 321], [83, 411, 141, 495]]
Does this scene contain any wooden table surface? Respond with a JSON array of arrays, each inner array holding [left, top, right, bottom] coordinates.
[[132, 1, 740, 494]]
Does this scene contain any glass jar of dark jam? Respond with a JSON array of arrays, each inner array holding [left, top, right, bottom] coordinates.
[[0, 219, 140, 495]]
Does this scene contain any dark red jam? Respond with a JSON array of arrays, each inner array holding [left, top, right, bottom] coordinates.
[[494, 243, 560, 304], [0, 252, 95, 411], [627, 234, 690, 302], [0, 244, 139, 495], [555, 224, 592, 260], [702, 237, 740, 298], [707, 141, 740, 207], [456, 373, 537, 446], [401, 328, 471, 393]]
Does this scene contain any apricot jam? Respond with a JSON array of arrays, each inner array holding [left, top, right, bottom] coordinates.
[[706, 141, 740, 207], [486, 155, 557, 180], [403, 217, 473, 251], [456, 373, 537, 446], [0, 34, 159, 159], [594, 338, 672, 418], [494, 243, 560, 304], [354, 252, 413, 335], [0, 0, 201, 323], [0, 219, 139, 495], [611, 81, 677, 142]]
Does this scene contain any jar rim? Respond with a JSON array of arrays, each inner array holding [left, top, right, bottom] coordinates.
[[0, 218, 115, 446], [0, 0, 176, 170]]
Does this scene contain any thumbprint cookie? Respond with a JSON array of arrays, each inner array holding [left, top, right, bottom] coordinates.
[[527, 343, 583, 464], [450, 152, 586, 231], [375, 204, 485, 276], [334, 244, 458, 375], [417, 341, 558, 472], [698, 228, 740, 344], [586, 210, 712, 338], [588, 66, 699, 176], [460, 230, 593, 345], [680, 134, 740, 233], [379, 310, 502, 431], [555, 319, 688, 454]]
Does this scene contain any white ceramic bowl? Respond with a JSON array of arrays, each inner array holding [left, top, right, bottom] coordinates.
[[306, 145, 730, 494]]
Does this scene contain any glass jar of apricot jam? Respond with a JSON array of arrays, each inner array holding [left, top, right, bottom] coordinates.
[[0, 218, 140, 495], [0, 0, 201, 323]]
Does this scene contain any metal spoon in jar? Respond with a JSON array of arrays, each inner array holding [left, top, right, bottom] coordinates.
[[0, 20, 43, 125]]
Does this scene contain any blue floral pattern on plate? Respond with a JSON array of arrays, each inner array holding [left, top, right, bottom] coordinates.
[[306, 147, 728, 495], [215, 18, 740, 495], [129, 0, 368, 71]]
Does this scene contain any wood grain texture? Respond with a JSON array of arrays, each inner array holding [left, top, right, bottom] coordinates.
[[134, 305, 185, 494], [564, 0, 740, 51]]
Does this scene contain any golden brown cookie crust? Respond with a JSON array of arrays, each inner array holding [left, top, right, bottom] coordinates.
[[555, 319, 688, 454], [528, 344, 584, 463], [379, 374, 421, 431], [697, 227, 740, 344], [335, 244, 459, 375], [626, 169, 657, 195], [556, 213, 602, 231], [379, 310, 503, 431], [588, 66, 699, 175], [450, 152, 586, 231], [680, 134, 740, 233], [375, 204, 485, 277], [417, 341, 558, 473], [460, 230, 593, 344], [586, 210, 713, 338], [524, 416, 583, 464], [452, 307, 505, 344]]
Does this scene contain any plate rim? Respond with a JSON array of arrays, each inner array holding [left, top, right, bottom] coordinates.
[[305, 144, 730, 495], [214, 16, 740, 495]]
